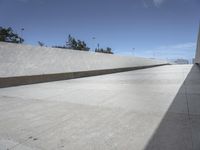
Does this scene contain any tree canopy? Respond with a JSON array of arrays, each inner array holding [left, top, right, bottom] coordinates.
[[38, 41, 45, 47], [66, 35, 90, 51], [0, 26, 114, 55], [0, 27, 24, 43], [95, 47, 114, 54], [53, 34, 90, 51]]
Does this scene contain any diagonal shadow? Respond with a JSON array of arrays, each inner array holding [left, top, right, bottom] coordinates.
[[144, 64, 200, 150]]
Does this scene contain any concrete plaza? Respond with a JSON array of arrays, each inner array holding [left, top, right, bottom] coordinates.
[[0, 64, 200, 150]]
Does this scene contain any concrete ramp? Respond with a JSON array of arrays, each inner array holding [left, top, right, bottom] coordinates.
[[0, 64, 199, 150], [0, 42, 168, 87]]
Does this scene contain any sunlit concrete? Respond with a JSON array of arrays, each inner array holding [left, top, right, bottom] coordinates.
[[0, 42, 167, 78], [0, 65, 199, 150], [0, 42, 168, 87]]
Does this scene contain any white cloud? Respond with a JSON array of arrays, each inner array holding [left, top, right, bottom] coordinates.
[[156, 42, 196, 51], [153, 0, 165, 7], [149, 42, 196, 59], [116, 42, 196, 58], [142, 0, 149, 8], [142, 0, 166, 8], [123, 42, 196, 60]]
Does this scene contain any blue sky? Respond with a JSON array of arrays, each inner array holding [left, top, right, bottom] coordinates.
[[0, 0, 200, 60]]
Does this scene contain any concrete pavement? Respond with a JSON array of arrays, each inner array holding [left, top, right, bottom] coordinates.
[[0, 64, 200, 150]]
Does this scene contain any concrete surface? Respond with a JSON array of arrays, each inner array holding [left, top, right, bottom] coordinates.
[[0, 64, 167, 88], [0, 42, 167, 78], [0, 64, 199, 150], [195, 25, 200, 64]]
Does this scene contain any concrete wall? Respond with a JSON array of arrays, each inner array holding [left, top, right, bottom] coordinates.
[[0, 42, 168, 87], [195, 25, 200, 64]]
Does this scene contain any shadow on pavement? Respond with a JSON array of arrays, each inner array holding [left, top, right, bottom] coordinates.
[[144, 64, 200, 150]]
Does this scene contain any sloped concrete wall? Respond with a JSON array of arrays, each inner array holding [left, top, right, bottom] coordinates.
[[0, 42, 168, 77], [0, 42, 168, 87], [195, 25, 200, 64]]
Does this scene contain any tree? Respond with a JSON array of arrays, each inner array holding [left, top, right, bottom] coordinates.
[[95, 47, 114, 54], [106, 47, 113, 54], [0, 27, 24, 43], [52, 45, 66, 49], [66, 34, 77, 49], [66, 34, 90, 51], [38, 41, 44, 47], [53, 34, 90, 51]]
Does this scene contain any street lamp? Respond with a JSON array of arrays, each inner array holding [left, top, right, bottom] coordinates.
[[92, 37, 100, 51], [97, 43, 100, 51], [132, 48, 135, 56], [20, 28, 24, 43], [92, 37, 96, 51]]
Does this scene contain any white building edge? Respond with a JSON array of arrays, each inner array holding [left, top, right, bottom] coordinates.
[[195, 24, 200, 64]]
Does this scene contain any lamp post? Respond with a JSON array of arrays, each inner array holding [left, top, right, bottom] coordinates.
[[97, 43, 100, 51], [20, 28, 24, 43], [92, 37, 96, 51], [132, 48, 135, 56], [153, 50, 156, 58], [92, 37, 100, 52]]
